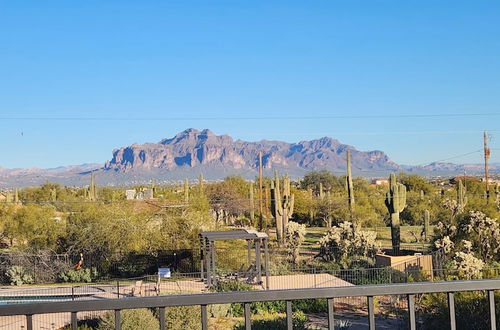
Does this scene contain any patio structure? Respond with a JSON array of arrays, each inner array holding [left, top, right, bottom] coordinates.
[[199, 229, 270, 289]]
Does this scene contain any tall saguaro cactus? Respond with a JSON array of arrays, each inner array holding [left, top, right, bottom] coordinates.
[[271, 170, 295, 242], [307, 188, 314, 222], [318, 182, 325, 200], [384, 173, 407, 254], [423, 209, 430, 242], [88, 172, 97, 202], [184, 178, 189, 203], [345, 150, 355, 221], [457, 179, 467, 211], [249, 183, 255, 225], [14, 189, 20, 205], [199, 174, 204, 191]]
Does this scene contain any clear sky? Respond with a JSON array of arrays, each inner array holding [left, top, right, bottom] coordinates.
[[1, 1, 499, 168]]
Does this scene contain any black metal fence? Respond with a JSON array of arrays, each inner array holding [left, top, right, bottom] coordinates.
[[0, 279, 498, 330]]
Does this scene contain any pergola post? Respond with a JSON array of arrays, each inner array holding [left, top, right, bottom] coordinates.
[[198, 230, 269, 288], [205, 239, 212, 287], [211, 241, 216, 285], [247, 240, 252, 267], [199, 237, 204, 281], [264, 238, 269, 290], [255, 240, 262, 284]]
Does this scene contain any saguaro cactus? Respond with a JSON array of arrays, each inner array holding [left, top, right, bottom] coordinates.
[[249, 182, 255, 225], [318, 182, 325, 200], [88, 172, 97, 201], [423, 209, 430, 242], [184, 178, 189, 203], [271, 170, 295, 242], [345, 150, 355, 221], [199, 174, 204, 191], [457, 179, 467, 211], [14, 189, 20, 205], [150, 178, 156, 196], [384, 173, 407, 254], [307, 188, 314, 222]]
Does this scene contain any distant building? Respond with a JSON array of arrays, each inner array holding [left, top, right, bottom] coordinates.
[[372, 178, 389, 185], [125, 189, 136, 200], [125, 188, 154, 200], [143, 188, 154, 199], [449, 176, 480, 184]]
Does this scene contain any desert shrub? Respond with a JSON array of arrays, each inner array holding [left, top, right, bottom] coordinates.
[[292, 299, 327, 313], [233, 311, 308, 330], [211, 280, 253, 293], [59, 268, 98, 283], [317, 221, 379, 264], [447, 251, 484, 279], [419, 291, 500, 330], [208, 303, 232, 318], [6, 266, 34, 286], [97, 309, 159, 330], [284, 221, 306, 264], [433, 210, 500, 265], [165, 306, 201, 330], [337, 267, 406, 285], [60, 318, 99, 329]]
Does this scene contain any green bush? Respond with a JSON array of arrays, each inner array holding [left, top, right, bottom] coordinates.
[[6, 266, 34, 286], [233, 311, 308, 330], [165, 306, 201, 330], [293, 299, 327, 313], [211, 280, 254, 292], [59, 268, 98, 283], [419, 291, 500, 330], [97, 309, 159, 330], [60, 319, 99, 329]]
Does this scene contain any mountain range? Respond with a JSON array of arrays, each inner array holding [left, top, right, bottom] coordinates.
[[0, 128, 497, 187]]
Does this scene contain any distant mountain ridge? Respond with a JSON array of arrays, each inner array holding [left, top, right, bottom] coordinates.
[[0, 128, 498, 187], [104, 128, 400, 174]]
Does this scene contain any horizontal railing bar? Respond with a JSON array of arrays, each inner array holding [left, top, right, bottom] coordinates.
[[0, 279, 499, 316]]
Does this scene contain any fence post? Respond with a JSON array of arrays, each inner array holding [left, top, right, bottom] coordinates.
[[71, 286, 75, 301], [117, 281, 120, 298]]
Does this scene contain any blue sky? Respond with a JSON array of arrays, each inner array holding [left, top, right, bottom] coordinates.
[[0, 1, 499, 168]]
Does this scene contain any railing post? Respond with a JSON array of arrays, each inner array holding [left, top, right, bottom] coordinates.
[[72, 286, 75, 301], [159, 307, 166, 330], [447, 292, 456, 330], [244, 302, 251, 330], [408, 294, 416, 330], [117, 281, 120, 298], [327, 298, 334, 330], [114, 310, 121, 330], [71, 311, 78, 330], [367, 296, 375, 330], [286, 300, 293, 330], [488, 290, 497, 330], [26, 314, 33, 330], [201, 304, 208, 330]]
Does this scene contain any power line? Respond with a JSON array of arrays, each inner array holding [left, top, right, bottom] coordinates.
[[1, 112, 500, 121]]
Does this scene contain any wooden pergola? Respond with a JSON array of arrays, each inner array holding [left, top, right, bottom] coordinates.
[[199, 229, 270, 290]]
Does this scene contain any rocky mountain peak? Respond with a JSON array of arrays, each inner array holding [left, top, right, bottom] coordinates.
[[103, 128, 400, 176]]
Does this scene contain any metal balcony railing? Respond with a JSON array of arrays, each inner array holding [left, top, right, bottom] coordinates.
[[0, 279, 498, 330]]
